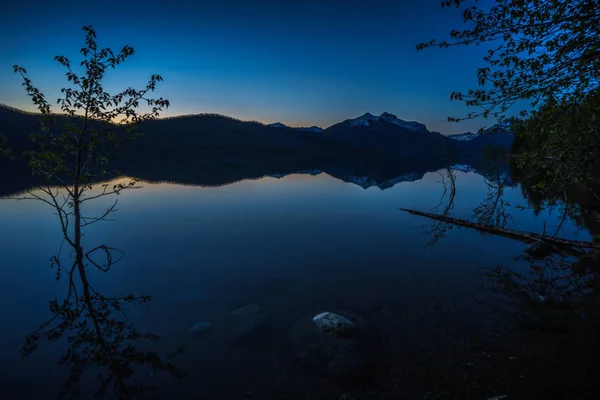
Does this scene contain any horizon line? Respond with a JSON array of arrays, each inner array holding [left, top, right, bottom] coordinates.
[[0, 102, 471, 135]]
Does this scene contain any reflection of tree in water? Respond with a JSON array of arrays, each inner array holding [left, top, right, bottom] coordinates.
[[409, 159, 600, 397], [5, 26, 184, 399], [478, 252, 600, 398], [421, 167, 457, 245], [418, 145, 515, 246], [17, 187, 184, 399], [21, 260, 184, 399], [479, 178, 600, 397], [472, 146, 514, 228], [517, 178, 600, 239], [482, 253, 600, 333]]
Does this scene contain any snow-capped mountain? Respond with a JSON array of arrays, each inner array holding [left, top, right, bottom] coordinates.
[[379, 112, 429, 133], [323, 111, 453, 156], [346, 112, 380, 127], [268, 113, 513, 144], [296, 126, 324, 133], [267, 122, 323, 133], [446, 122, 515, 158], [448, 122, 513, 141], [447, 132, 478, 141], [345, 112, 430, 133], [267, 122, 288, 129]]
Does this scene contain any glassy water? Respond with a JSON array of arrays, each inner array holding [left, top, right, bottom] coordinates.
[[0, 169, 591, 399]]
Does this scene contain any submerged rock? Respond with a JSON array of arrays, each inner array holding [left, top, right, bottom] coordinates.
[[228, 304, 269, 343], [187, 321, 212, 335], [525, 241, 554, 258], [313, 312, 356, 337], [289, 310, 383, 382]]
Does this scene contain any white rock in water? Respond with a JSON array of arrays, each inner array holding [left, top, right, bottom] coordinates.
[[313, 312, 356, 335], [187, 321, 212, 334]]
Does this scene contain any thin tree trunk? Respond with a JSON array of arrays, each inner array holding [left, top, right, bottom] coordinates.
[[73, 121, 105, 341]]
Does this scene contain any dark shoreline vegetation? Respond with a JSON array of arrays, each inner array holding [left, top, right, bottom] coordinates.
[[0, 103, 512, 197], [2, 0, 600, 396]]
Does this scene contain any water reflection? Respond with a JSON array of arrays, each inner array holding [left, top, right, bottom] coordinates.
[[21, 263, 183, 398], [4, 179, 183, 399], [474, 250, 600, 399], [0, 165, 596, 398], [418, 164, 600, 399]]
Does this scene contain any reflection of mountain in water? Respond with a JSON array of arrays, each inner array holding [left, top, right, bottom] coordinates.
[[3, 156, 510, 198], [0, 148, 510, 195], [268, 160, 509, 190], [265, 153, 511, 190], [268, 169, 426, 190], [342, 172, 425, 190], [0, 105, 513, 195]]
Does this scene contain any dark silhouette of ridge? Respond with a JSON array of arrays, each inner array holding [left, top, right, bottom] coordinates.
[[0, 104, 512, 196]]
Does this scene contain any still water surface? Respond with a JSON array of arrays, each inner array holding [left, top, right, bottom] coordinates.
[[0, 169, 588, 398]]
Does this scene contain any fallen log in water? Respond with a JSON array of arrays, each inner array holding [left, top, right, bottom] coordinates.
[[399, 208, 600, 252]]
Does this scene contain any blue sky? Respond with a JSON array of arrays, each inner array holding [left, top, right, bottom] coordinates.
[[0, 0, 498, 134]]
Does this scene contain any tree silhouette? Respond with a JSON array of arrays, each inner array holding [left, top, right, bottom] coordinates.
[[409, 0, 600, 253], [7, 26, 183, 398], [417, 0, 600, 122]]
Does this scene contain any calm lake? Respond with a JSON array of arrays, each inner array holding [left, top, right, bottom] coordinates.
[[0, 168, 592, 399]]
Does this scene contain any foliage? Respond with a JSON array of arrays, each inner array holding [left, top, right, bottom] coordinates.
[[508, 90, 600, 237], [411, 3, 600, 395], [13, 27, 168, 185], [8, 26, 182, 398], [0, 133, 12, 159], [417, 0, 600, 236], [512, 90, 600, 199], [417, 0, 600, 122]]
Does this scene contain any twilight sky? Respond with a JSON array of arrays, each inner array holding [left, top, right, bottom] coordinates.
[[0, 0, 496, 134]]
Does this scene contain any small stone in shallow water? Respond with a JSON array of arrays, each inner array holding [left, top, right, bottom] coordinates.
[[313, 312, 356, 336], [231, 304, 262, 317], [187, 321, 212, 335], [290, 311, 382, 381], [524, 241, 553, 257], [229, 304, 269, 343]]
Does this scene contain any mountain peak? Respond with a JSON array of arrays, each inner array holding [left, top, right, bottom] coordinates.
[[447, 122, 514, 141], [268, 122, 288, 129], [296, 126, 324, 133], [346, 112, 429, 133], [346, 112, 380, 127]]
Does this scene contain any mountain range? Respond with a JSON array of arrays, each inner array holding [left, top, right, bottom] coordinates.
[[266, 111, 513, 155], [0, 105, 514, 195]]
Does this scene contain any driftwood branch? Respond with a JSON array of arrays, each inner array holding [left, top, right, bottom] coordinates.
[[400, 208, 600, 252]]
